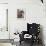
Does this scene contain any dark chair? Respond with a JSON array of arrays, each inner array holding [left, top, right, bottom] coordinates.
[[19, 23, 40, 45]]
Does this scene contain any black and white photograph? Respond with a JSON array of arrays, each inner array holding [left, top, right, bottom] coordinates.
[[0, 0, 46, 46]]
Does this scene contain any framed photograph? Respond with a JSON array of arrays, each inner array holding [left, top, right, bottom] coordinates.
[[17, 9, 25, 19]]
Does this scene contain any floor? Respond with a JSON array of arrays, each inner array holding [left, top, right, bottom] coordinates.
[[19, 41, 43, 46], [0, 40, 43, 46], [0, 42, 43, 46], [0, 43, 15, 46]]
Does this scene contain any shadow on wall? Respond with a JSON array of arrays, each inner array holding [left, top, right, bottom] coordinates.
[[40, 25, 45, 46]]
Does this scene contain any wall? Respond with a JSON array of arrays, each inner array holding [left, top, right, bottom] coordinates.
[[0, 0, 8, 3]]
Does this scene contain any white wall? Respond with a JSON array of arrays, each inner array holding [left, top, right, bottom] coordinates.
[[0, 0, 8, 3]]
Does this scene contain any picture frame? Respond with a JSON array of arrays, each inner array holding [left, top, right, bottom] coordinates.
[[17, 9, 26, 19]]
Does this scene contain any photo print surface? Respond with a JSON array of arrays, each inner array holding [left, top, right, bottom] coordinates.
[[17, 9, 24, 18]]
